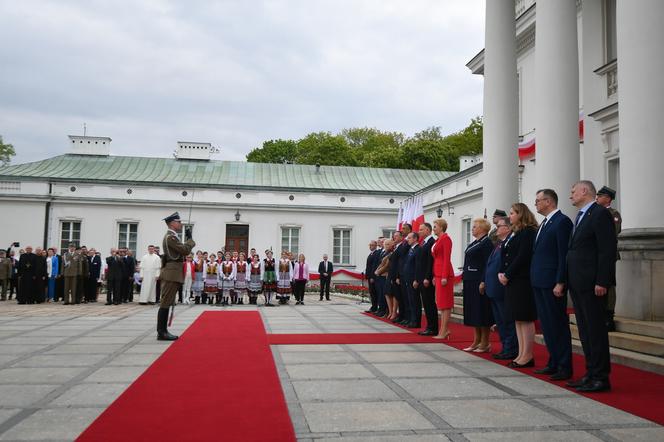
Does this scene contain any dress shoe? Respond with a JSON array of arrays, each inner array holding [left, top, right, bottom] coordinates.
[[534, 367, 557, 375], [398, 320, 410, 326], [507, 359, 535, 368], [576, 380, 611, 392], [492, 352, 517, 360], [462, 344, 479, 352], [473, 345, 491, 353], [549, 371, 572, 381], [157, 331, 179, 341], [374, 310, 386, 317], [104, 302, 112, 305], [406, 322, 420, 328], [418, 329, 435, 336], [566, 376, 590, 388]]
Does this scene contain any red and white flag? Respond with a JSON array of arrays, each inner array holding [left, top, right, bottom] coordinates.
[[396, 203, 404, 231], [411, 195, 425, 232]]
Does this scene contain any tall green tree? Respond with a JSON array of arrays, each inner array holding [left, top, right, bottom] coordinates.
[[295, 132, 357, 166], [246, 139, 297, 164], [0, 135, 16, 165]]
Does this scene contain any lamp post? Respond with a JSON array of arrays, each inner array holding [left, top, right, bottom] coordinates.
[[234, 210, 241, 221]]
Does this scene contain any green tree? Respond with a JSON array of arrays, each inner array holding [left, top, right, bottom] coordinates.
[[295, 132, 357, 166], [0, 135, 16, 165], [341, 127, 405, 167], [246, 139, 297, 164]]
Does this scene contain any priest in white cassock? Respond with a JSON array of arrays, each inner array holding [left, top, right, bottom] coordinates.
[[139, 245, 162, 305]]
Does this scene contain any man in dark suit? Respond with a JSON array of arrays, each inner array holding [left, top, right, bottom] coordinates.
[[372, 238, 388, 317], [416, 223, 437, 335], [363, 240, 379, 313], [318, 254, 333, 300], [390, 231, 408, 324], [17, 246, 41, 304], [87, 248, 102, 302], [124, 249, 137, 302], [402, 232, 422, 328], [531, 189, 574, 380], [566, 180, 617, 392], [105, 248, 124, 305]]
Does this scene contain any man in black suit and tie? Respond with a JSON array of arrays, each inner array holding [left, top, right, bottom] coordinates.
[[417, 223, 438, 335], [402, 232, 422, 328], [105, 248, 124, 305], [372, 238, 388, 317], [531, 189, 574, 381], [318, 254, 333, 300], [390, 230, 408, 324], [363, 240, 379, 313], [566, 180, 617, 392]]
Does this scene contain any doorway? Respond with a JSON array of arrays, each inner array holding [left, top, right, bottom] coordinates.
[[225, 224, 249, 254]]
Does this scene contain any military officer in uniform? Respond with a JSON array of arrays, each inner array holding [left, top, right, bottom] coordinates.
[[596, 186, 622, 331], [158, 212, 195, 341]]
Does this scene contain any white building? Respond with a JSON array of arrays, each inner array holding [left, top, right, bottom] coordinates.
[[1, 0, 662, 321]]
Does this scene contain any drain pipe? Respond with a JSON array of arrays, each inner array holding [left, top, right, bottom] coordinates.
[[43, 182, 53, 249]]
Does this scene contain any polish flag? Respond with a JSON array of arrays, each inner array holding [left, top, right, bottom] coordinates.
[[411, 195, 425, 233]]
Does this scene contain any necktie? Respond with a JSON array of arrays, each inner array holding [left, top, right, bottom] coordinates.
[[536, 217, 548, 242]]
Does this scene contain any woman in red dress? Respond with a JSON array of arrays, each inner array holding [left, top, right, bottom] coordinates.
[[431, 218, 455, 339]]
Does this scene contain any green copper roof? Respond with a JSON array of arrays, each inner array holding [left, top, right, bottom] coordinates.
[[0, 154, 453, 194]]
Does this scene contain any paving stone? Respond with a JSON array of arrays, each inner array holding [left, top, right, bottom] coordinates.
[[0, 367, 88, 384], [374, 362, 468, 378], [0, 385, 59, 407], [0, 344, 49, 355], [395, 377, 510, 399], [11, 353, 108, 367], [69, 335, 137, 344], [535, 396, 651, 425], [356, 351, 437, 363], [123, 344, 173, 354], [346, 344, 422, 352], [286, 363, 375, 380], [0, 407, 104, 441], [603, 427, 664, 441], [302, 401, 435, 432], [292, 379, 400, 402], [1, 336, 67, 345], [51, 382, 130, 406], [315, 435, 451, 442], [280, 351, 357, 364], [276, 345, 345, 352], [456, 361, 521, 377], [429, 350, 487, 362], [491, 376, 575, 396], [410, 344, 457, 351], [45, 344, 125, 354], [107, 353, 161, 366], [0, 355, 18, 365], [0, 409, 21, 427], [423, 398, 567, 428], [463, 430, 602, 441], [83, 365, 148, 383]]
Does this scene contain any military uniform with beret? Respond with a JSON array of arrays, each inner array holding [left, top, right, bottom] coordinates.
[[597, 186, 622, 331]]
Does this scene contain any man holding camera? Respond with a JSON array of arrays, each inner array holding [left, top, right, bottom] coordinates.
[[157, 212, 195, 341]]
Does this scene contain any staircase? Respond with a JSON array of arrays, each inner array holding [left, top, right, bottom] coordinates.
[[451, 295, 664, 374]]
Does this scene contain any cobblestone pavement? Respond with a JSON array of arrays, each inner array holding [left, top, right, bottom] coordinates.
[[0, 296, 662, 441]]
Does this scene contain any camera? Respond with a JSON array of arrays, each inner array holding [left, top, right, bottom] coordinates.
[[12, 242, 20, 247]]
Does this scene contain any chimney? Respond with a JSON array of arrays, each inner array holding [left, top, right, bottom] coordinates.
[[68, 135, 111, 156]]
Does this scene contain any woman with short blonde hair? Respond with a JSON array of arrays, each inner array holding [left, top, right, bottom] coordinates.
[[431, 218, 455, 339]]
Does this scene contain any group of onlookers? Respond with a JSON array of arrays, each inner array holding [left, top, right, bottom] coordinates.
[[364, 180, 620, 393]]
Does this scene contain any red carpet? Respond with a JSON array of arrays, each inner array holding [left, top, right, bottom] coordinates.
[[77, 311, 295, 442], [363, 312, 664, 426]]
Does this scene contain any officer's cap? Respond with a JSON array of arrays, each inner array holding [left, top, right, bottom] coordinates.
[[493, 209, 507, 217], [597, 186, 616, 200], [163, 212, 181, 223]]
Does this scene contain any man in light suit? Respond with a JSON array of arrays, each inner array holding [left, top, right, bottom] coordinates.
[[566, 181, 617, 392], [531, 189, 574, 381], [318, 254, 333, 300]]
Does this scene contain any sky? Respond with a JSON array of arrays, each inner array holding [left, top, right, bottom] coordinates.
[[0, 0, 486, 164]]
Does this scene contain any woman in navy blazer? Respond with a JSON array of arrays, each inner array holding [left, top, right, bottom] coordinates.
[[498, 203, 538, 368]]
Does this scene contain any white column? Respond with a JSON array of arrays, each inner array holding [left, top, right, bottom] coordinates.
[[617, 0, 664, 230], [482, 0, 518, 215], [534, 0, 579, 213], [615, 0, 664, 321]]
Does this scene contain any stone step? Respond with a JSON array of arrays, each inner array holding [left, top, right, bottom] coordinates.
[[535, 334, 664, 375], [570, 314, 664, 340], [569, 324, 664, 358]]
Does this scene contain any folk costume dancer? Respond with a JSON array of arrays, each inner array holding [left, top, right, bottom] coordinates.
[[262, 250, 277, 306], [248, 254, 262, 304], [182, 255, 195, 304], [157, 212, 195, 341], [276, 251, 294, 304], [204, 255, 218, 305], [234, 252, 250, 304], [219, 252, 236, 305], [192, 252, 204, 304]]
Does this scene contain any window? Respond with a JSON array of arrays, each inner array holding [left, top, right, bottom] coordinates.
[[382, 229, 396, 240], [462, 218, 472, 251], [118, 223, 138, 254], [333, 228, 351, 265], [176, 224, 194, 242], [60, 221, 81, 250], [281, 227, 300, 256], [604, 0, 617, 62]]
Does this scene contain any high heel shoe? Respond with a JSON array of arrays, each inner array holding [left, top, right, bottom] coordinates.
[[507, 358, 535, 368], [473, 345, 491, 353], [433, 331, 451, 340], [462, 344, 479, 352]]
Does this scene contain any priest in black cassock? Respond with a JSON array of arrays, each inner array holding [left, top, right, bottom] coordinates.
[[17, 246, 44, 304]]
